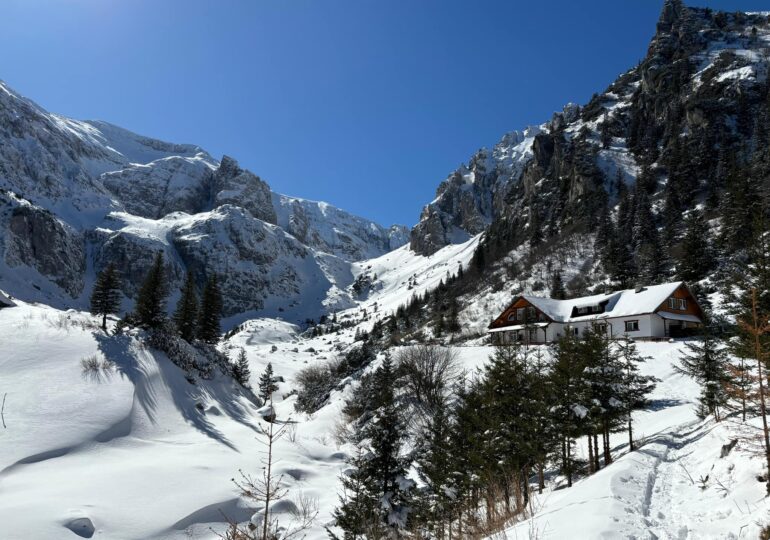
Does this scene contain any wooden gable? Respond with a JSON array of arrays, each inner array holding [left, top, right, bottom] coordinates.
[[489, 296, 552, 329], [654, 283, 704, 320]]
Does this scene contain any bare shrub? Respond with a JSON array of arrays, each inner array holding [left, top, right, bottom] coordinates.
[[294, 362, 336, 414], [396, 345, 460, 415], [81, 354, 101, 373]]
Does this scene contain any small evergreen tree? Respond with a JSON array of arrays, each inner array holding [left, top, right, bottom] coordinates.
[[258, 362, 278, 402], [173, 271, 198, 341], [197, 274, 223, 343], [90, 263, 122, 331], [233, 348, 251, 387], [615, 338, 657, 450], [676, 328, 730, 421], [134, 252, 169, 329]]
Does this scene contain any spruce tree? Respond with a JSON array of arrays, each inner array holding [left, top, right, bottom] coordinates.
[[173, 271, 198, 342], [90, 263, 122, 331], [632, 189, 661, 283], [615, 338, 657, 450], [233, 348, 251, 386], [550, 332, 589, 487], [197, 274, 223, 343], [258, 362, 278, 402], [550, 269, 566, 299], [414, 397, 455, 538], [134, 252, 169, 329], [678, 209, 713, 282], [676, 328, 730, 421], [335, 355, 413, 537]]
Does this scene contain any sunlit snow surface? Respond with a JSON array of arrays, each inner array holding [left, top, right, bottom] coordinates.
[[2, 236, 770, 539]]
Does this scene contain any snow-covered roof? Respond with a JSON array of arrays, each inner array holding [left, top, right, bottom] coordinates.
[[0, 289, 16, 308], [658, 311, 702, 323], [522, 282, 688, 323], [488, 322, 549, 333]]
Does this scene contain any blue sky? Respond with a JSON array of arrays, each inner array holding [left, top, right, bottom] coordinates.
[[1, 0, 765, 227]]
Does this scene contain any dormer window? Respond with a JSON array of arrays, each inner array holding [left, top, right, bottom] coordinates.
[[577, 306, 589, 315]]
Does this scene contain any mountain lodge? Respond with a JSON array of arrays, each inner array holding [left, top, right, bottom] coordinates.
[[488, 281, 703, 345]]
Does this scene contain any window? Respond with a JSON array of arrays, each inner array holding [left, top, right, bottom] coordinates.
[[592, 305, 602, 313], [527, 307, 536, 320], [678, 298, 687, 310], [517, 308, 525, 321], [507, 313, 516, 322], [668, 297, 676, 309], [529, 328, 538, 341], [595, 323, 608, 334], [577, 306, 589, 315], [625, 320, 639, 332]]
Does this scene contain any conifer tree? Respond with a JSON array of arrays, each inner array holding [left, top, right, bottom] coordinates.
[[615, 338, 657, 450], [729, 219, 770, 491], [632, 189, 661, 283], [550, 269, 566, 300], [134, 252, 169, 329], [676, 328, 730, 421], [233, 348, 251, 387], [335, 355, 413, 537], [197, 274, 223, 343], [678, 209, 713, 282], [415, 396, 456, 539], [550, 332, 589, 487], [173, 271, 198, 341], [446, 378, 487, 535], [90, 263, 122, 331], [258, 362, 278, 402], [480, 344, 553, 509]]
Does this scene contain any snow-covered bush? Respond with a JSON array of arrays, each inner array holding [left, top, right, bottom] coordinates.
[[294, 342, 378, 414], [146, 324, 237, 383], [294, 362, 337, 414]]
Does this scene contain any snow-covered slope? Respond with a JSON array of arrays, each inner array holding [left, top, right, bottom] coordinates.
[[505, 343, 770, 539], [0, 301, 349, 539], [3, 291, 766, 539]]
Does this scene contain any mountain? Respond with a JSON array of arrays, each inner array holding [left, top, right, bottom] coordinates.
[[0, 81, 408, 321], [410, 1, 770, 282]]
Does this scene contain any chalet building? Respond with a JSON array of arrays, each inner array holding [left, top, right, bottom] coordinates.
[[488, 281, 703, 345]]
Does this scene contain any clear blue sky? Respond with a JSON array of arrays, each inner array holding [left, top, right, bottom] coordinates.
[[1, 0, 764, 227]]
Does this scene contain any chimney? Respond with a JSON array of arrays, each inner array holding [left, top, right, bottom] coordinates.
[[635, 286, 647, 293]]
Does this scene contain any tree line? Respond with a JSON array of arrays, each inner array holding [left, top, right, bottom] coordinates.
[[331, 334, 655, 539], [90, 252, 224, 344]]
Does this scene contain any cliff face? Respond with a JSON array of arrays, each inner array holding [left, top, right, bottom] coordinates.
[[0, 81, 407, 320], [409, 1, 770, 262]]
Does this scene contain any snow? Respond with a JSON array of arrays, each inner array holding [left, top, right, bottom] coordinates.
[[1, 265, 768, 539], [0, 302, 349, 539], [522, 281, 685, 323], [503, 342, 770, 539]]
